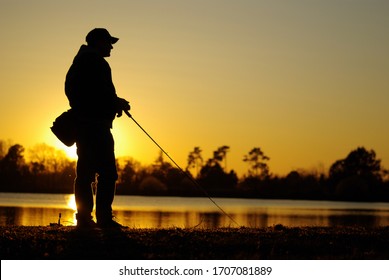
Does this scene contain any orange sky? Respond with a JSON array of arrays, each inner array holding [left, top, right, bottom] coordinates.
[[0, 0, 388, 176]]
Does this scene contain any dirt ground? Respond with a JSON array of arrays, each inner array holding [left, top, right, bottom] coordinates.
[[1, 225, 389, 259]]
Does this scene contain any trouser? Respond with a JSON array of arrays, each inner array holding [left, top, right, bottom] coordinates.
[[74, 125, 118, 222]]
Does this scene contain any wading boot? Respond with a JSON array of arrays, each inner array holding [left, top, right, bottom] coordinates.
[[97, 217, 128, 229], [76, 214, 97, 229]]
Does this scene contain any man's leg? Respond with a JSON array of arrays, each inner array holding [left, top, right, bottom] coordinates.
[[74, 127, 97, 227], [94, 129, 121, 227], [74, 159, 95, 225], [95, 174, 116, 223]]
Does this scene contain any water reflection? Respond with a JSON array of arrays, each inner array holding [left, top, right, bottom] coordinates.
[[114, 209, 389, 228], [1, 193, 389, 228], [0, 207, 76, 226], [1, 206, 389, 228]]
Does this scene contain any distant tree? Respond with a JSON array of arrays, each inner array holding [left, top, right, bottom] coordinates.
[[243, 147, 270, 179], [0, 140, 7, 159], [27, 143, 70, 174], [329, 147, 382, 182], [151, 151, 173, 183], [207, 146, 230, 171], [198, 162, 238, 191], [117, 157, 144, 193], [328, 147, 384, 200], [186, 146, 203, 177], [0, 144, 29, 191], [199, 146, 237, 192], [0, 144, 26, 174], [138, 176, 168, 194]]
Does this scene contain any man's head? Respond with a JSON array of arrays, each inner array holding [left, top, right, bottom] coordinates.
[[86, 28, 119, 57]]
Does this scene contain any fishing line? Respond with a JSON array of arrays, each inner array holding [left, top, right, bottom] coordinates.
[[124, 110, 239, 227]]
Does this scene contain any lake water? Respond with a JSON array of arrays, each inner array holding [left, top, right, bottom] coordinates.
[[1, 192, 389, 228]]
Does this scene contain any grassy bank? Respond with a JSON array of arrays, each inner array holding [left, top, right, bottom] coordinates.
[[1, 225, 389, 259]]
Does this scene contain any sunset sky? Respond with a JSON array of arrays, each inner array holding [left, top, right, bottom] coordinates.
[[0, 0, 388, 176]]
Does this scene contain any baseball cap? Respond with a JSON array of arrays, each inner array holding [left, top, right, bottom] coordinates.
[[86, 28, 119, 45]]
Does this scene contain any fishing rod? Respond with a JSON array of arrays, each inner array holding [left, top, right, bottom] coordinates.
[[124, 110, 239, 227]]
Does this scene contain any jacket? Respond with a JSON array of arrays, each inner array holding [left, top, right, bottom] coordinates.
[[65, 45, 117, 127]]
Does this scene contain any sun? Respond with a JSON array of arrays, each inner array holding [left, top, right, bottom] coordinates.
[[61, 145, 78, 160], [45, 128, 78, 161]]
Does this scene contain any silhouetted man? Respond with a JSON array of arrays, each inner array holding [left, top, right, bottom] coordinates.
[[65, 28, 130, 228]]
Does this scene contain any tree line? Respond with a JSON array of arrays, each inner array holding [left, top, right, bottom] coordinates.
[[1, 140, 389, 202]]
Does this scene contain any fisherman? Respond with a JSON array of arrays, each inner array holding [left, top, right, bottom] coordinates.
[[65, 28, 130, 228]]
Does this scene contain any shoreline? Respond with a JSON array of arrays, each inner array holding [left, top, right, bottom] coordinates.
[[1, 225, 389, 260]]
